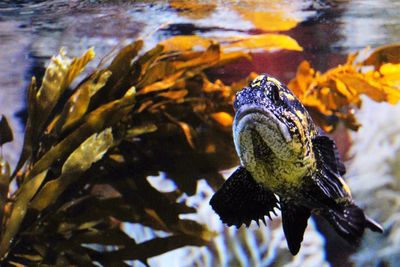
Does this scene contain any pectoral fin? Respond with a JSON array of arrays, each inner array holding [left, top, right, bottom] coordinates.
[[210, 166, 279, 228], [281, 201, 311, 255]]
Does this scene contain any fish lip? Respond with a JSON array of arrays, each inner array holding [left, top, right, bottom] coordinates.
[[235, 106, 270, 123], [234, 104, 292, 143]]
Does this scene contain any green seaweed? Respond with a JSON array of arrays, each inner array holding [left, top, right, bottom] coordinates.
[[0, 39, 238, 265]]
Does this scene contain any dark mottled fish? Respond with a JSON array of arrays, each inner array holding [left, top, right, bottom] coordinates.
[[210, 74, 383, 255]]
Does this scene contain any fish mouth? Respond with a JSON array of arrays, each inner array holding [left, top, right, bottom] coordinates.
[[234, 105, 292, 143]]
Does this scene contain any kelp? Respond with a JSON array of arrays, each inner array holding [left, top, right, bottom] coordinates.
[[0, 33, 399, 266], [288, 46, 400, 132], [0, 116, 12, 234], [0, 36, 254, 265], [0, 116, 13, 146]]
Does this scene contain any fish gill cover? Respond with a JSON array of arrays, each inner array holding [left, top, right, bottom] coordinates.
[[0, 3, 400, 266]]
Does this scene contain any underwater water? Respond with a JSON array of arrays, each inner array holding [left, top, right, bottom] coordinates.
[[0, 0, 399, 266]]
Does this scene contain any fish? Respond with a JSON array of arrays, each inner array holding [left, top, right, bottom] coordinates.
[[209, 74, 383, 255]]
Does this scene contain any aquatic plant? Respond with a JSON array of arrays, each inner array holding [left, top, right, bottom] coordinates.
[[288, 44, 400, 132], [0, 35, 302, 265], [0, 29, 399, 266]]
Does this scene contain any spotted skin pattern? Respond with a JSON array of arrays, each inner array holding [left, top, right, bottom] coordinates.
[[233, 74, 316, 195], [210, 74, 383, 255]]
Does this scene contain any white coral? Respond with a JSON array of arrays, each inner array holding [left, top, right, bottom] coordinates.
[[142, 172, 329, 267], [347, 97, 400, 267]]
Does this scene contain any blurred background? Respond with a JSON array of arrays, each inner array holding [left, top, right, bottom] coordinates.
[[0, 0, 399, 266]]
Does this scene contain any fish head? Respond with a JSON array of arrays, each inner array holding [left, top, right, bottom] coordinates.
[[233, 74, 312, 165]]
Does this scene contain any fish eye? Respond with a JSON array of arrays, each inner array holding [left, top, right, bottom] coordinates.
[[265, 82, 281, 104], [272, 86, 281, 103]]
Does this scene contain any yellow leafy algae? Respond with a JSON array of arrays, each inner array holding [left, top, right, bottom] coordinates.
[[61, 127, 114, 174], [238, 11, 298, 32], [162, 34, 303, 56], [58, 70, 112, 133], [35, 48, 72, 113], [288, 45, 400, 131], [31, 128, 114, 211], [233, 0, 301, 32], [63, 47, 95, 89], [36, 48, 94, 120], [362, 43, 400, 68], [222, 33, 303, 52], [160, 35, 214, 52], [211, 112, 234, 127]]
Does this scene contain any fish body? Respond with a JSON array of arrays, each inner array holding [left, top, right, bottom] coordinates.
[[210, 74, 383, 255]]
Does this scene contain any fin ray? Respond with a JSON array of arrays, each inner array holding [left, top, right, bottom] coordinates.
[[210, 167, 278, 228], [313, 135, 346, 175], [311, 135, 350, 201], [323, 204, 383, 246]]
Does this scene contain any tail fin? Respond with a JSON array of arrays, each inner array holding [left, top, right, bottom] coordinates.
[[323, 204, 383, 246]]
